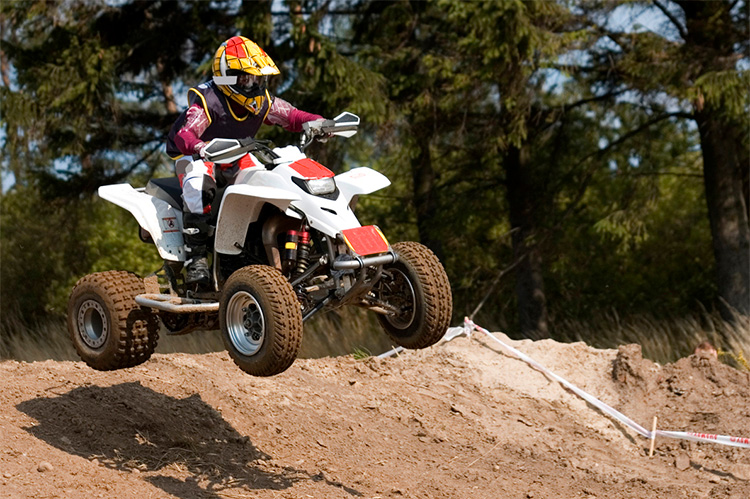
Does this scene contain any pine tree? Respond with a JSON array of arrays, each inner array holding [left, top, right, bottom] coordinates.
[[585, 0, 750, 319], [0, 0, 239, 194]]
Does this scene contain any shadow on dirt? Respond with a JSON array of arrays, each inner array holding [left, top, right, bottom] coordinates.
[[17, 381, 361, 498]]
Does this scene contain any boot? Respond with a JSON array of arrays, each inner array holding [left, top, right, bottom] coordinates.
[[183, 213, 213, 286], [185, 256, 210, 285]]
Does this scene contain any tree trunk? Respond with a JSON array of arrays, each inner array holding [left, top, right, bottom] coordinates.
[[679, 1, 750, 319], [695, 110, 750, 318], [411, 138, 444, 260], [505, 145, 549, 338]]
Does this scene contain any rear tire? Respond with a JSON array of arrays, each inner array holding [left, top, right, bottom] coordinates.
[[67, 271, 159, 370], [375, 241, 453, 349], [220, 266, 303, 376]]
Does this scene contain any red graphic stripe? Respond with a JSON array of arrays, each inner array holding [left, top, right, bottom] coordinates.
[[290, 158, 334, 179]]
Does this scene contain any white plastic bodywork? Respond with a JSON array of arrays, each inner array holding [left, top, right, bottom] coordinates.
[[98, 126, 392, 263], [336, 167, 392, 201], [271, 145, 306, 165], [215, 149, 378, 245], [214, 181, 302, 255], [98, 184, 185, 261], [287, 188, 361, 237], [330, 111, 359, 138], [271, 147, 367, 237]]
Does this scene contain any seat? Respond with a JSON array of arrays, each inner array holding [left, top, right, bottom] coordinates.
[[145, 177, 183, 210]]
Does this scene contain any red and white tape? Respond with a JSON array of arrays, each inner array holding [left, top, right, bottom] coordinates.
[[453, 318, 750, 450]]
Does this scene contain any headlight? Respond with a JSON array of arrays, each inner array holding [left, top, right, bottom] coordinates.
[[305, 177, 336, 195]]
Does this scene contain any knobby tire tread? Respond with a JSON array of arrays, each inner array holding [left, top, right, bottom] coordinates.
[[220, 265, 303, 376], [68, 270, 159, 370], [383, 241, 453, 349]]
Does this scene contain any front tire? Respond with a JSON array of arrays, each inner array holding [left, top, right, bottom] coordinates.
[[374, 242, 453, 349], [67, 271, 159, 370], [220, 266, 303, 376]]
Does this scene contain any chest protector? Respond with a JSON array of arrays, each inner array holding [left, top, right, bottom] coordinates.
[[166, 81, 271, 159]]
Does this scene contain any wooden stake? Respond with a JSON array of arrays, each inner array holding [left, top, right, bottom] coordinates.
[[649, 416, 658, 457]]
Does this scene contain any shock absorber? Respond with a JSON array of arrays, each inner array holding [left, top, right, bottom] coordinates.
[[282, 230, 299, 274], [295, 230, 311, 276]]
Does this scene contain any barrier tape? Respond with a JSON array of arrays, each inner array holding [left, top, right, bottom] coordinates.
[[459, 318, 750, 450], [378, 318, 750, 450], [378, 346, 405, 359]]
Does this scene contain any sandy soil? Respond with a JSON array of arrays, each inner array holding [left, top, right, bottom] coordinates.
[[1, 330, 749, 499]]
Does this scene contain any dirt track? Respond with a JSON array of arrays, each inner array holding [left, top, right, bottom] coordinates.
[[1, 331, 749, 498]]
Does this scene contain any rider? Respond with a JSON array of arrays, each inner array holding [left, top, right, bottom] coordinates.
[[166, 36, 325, 286]]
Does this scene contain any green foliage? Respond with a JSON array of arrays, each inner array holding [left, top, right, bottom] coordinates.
[[544, 108, 715, 318], [1, 0, 239, 192], [691, 70, 750, 118], [0, 0, 742, 352], [1, 186, 162, 323], [583, 0, 749, 318]]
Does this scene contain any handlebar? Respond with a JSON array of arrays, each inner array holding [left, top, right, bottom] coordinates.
[[300, 112, 360, 151], [201, 137, 277, 165], [300, 119, 334, 150], [200, 112, 361, 161]]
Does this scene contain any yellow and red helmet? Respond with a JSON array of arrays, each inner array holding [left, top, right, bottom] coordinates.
[[212, 36, 280, 114]]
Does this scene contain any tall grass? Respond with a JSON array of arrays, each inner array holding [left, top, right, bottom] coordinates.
[[144, 307, 395, 359], [0, 307, 395, 362], [554, 310, 750, 368], [2, 308, 747, 371], [0, 315, 77, 362]]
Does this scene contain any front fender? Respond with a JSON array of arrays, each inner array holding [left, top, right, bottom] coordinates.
[[215, 184, 302, 255], [335, 167, 391, 203], [98, 184, 185, 261]]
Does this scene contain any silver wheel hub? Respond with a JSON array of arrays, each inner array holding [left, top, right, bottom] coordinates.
[[226, 291, 265, 356], [77, 300, 108, 348]]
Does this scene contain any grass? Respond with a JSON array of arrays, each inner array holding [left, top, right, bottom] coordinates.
[[553, 309, 750, 368], [1, 308, 748, 371], [0, 316, 76, 362], [0, 307, 395, 362]]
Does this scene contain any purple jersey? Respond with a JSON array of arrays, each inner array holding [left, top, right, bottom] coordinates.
[[166, 81, 322, 159]]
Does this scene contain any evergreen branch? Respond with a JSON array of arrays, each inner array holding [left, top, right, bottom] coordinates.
[[548, 62, 599, 74], [469, 240, 522, 320], [270, 9, 358, 16], [652, 0, 688, 40], [580, 111, 688, 165], [433, 169, 504, 194], [621, 171, 703, 178], [559, 89, 628, 113], [554, 111, 687, 226], [107, 139, 164, 184], [604, 31, 628, 50]]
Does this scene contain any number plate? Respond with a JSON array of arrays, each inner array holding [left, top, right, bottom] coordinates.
[[341, 226, 390, 256]]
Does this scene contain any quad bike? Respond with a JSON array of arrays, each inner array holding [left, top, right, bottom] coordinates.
[[67, 112, 453, 376]]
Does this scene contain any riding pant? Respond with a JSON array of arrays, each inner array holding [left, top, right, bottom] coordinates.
[[176, 153, 258, 214]]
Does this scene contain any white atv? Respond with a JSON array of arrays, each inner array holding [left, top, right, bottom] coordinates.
[[67, 113, 453, 376]]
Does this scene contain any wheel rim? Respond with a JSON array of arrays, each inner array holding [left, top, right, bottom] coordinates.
[[226, 291, 265, 356], [77, 299, 108, 349], [382, 268, 416, 329]]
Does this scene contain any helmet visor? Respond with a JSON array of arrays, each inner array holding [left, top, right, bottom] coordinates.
[[237, 74, 262, 91], [226, 71, 268, 98]]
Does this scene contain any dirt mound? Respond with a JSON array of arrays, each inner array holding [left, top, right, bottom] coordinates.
[[1, 331, 748, 498]]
